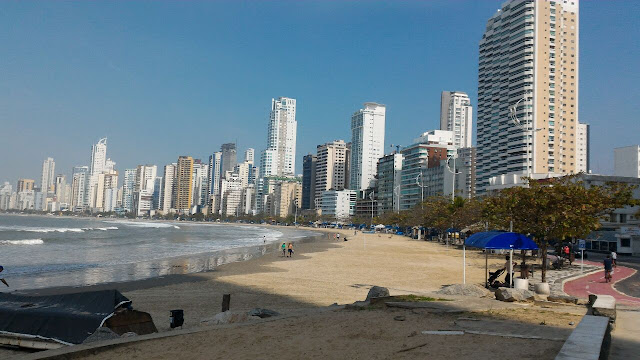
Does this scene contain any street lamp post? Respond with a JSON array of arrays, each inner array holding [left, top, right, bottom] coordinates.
[[445, 155, 458, 202], [510, 96, 542, 178], [393, 185, 401, 214], [369, 190, 375, 226], [415, 171, 427, 209]]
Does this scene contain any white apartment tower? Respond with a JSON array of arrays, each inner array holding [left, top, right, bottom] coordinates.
[[160, 163, 176, 212], [244, 148, 255, 164], [350, 102, 386, 191], [86, 138, 108, 208], [576, 122, 589, 173], [440, 91, 473, 149], [40, 157, 55, 195], [260, 97, 297, 178], [123, 169, 136, 212], [614, 145, 640, 178], [477, 0, 580, 192]]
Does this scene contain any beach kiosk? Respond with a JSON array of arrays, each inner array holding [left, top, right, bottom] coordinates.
[[463, 231, 538, 287]]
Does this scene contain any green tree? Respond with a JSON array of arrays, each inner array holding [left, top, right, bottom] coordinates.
[[483, 176, 635, 282]]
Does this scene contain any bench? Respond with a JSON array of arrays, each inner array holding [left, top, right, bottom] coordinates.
[[555, 315, 611, 360]]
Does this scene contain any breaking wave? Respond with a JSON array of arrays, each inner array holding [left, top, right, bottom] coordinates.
[[0, 239, 44, 245], [0, 226, 118, 233]]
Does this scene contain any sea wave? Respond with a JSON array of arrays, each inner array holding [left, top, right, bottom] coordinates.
[[0, 239, 44, 245], [0, 226, 118, 233], [105, 221, 179, 229]]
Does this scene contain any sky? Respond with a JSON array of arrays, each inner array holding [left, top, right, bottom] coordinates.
[[1, 0, 638, 187]]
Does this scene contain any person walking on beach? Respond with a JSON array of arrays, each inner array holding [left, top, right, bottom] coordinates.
[[282, 243, 287, 257], [603, 255, 613, 283], [0, 266, 8, 287], [287, 243, 294, 257], [336, 233, 340, 241]]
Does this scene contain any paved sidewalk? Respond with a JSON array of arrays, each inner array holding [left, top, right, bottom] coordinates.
[[563, 264, 640, 306]]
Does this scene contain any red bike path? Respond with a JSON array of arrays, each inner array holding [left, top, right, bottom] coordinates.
[[563, 260, 640, 307]]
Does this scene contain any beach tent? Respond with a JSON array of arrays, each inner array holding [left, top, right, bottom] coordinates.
[[374, 224, 386, 229], [0, 290, 132, 346], [463, 232, 539, 287]]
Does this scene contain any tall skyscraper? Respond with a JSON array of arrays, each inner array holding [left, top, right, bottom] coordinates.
[[87, 138, 108, 208], [440, 91, 473, 149], [315, 140, 349, 207], [174, 156, 194, 212], [40, 157, 55, 194], [477, 0, 579, 192], [244, 148, 255, 164], [208, 152, 222, 211], [260, 97, 297, 178], [122, 169, 136, 212], [160, 163, 176, 213], [576, 122, 590, 173], [302, 154, 317, 210], [71, 166, 89, 211], [221, 143, 237, 175], [350, 102, 386, 191]]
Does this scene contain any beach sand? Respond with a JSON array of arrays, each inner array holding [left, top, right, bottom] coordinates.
[[8, 228, 584, 359], [121, 229, 507, 330]]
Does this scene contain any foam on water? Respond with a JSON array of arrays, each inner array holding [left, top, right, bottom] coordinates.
[[0, 225, 119, 233], [0, 239, 44, 245], [105, 220, 178, 229]]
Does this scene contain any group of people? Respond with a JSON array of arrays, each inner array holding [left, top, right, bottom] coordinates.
[[281, 242, 294, 257]]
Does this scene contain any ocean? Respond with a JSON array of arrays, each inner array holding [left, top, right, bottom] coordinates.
[[0, 214, 317, 290]]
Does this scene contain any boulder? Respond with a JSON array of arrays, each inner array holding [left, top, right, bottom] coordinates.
[[436, 284, 492, 298], [366, 286, 390, 300], [547, 294, 579, 304], [495, 287, 535, 302], [248, 308, 280, 318], [201, 311, 250, 325], [83, 327, 119, 344]]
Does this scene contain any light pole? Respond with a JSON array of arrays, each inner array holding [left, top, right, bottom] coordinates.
[[369, 190, 375, 226], [510, 95, 542, 178], [294, 198, 298, 226], [415, 171, 427, 209], [393, 185, 401, 214], [445, 154, 458, 202]]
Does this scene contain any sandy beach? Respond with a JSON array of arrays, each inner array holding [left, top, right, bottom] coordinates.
[[7, 227, 587, 359]]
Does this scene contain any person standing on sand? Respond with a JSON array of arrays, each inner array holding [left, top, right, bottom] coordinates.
[[282, 243, 287, 257], [287, 243, 294, 257], [603, 255, 613, 283], [336, 233, 340, 241], [0, 266, 8, 287]]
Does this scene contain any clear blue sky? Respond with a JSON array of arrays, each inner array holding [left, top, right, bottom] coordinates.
[[1, 1, 638, 186]]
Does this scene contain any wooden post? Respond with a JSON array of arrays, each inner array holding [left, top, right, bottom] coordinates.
[[485, 251, 488, 288], [222, 294, 231, 312]]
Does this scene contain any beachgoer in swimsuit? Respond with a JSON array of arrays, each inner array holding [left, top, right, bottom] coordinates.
[[287, 243, 293, 257]]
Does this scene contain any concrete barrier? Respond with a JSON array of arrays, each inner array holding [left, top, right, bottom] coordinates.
[[591, 294, 616, 322], [555, 315, 611, 360]]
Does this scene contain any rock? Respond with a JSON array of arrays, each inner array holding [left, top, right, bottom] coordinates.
[[495, 287, 535, 302], [201, 311, 250, 325], [345, 300, 370, 310], [436, 284, 492, 298], [247, 308, 280, 318], [366, 286, 390, 300], [547, 294, 578, 304], [83, 327, 120, 343], [120, 332, 138, 338], [394, 316, 406, 321]]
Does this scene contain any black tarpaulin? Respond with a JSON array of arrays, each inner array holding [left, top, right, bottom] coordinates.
[[0, 289, 131, 345]]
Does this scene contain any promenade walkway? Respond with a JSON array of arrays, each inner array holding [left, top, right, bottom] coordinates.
[[562, 260, 640, 307]]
